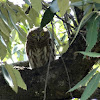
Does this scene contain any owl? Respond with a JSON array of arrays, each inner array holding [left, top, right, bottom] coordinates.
[[26, 27, 54, 69]]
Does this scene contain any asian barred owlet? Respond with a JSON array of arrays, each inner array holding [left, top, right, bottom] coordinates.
[[26, 27, 54, 69]]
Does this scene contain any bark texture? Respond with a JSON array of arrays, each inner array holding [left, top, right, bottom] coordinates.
[[0, 34, 98, 100]]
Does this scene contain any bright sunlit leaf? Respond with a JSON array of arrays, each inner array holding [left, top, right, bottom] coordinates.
[[23, 0, 31, 6], [30, 0, 42, 13], [0, 0, 6, 3], [2, 64, 18, 93], [16, 25, 26, 44], [57, 0, 69, 16], [2, 64, 27, 92], [13, 68, 27, 90], [0, 31, 9, 47], [29, 8, 40, 26], [0, 40, 7, 60], [2, 66, 14, 87]]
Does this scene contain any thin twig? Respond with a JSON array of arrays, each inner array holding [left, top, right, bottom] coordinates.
[[64, 12, 71, 37], [68, 14, 78, 27], [43, 53, 51, 100], [43, 25, 54, 100], [51, 21, 55, 58], [55, 14, 75, 29], [80, 32, 87, 43], [51, 21, 73, 98], [56, 46, 73, 99]]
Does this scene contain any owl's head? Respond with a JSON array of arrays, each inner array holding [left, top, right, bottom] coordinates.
[[27, 27, 50, 43]]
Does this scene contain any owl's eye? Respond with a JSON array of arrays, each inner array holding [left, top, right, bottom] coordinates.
[[41, 32, 44, 36], [32, 33, 35, 36]]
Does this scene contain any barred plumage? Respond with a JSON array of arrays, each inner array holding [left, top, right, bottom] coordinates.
[[26, 27, 53, 69]]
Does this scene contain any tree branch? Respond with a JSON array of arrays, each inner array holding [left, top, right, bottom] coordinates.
[[0, 34, 98, 100], [11, 61, 29, 67]]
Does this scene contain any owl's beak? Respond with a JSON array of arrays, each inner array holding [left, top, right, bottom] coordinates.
[[37, 36, 40, 41]]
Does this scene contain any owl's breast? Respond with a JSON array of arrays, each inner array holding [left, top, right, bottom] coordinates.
[[27, 45, 51, 69]]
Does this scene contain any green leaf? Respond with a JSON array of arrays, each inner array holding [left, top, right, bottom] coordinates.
[[10, 29, 16, 42], [78, 51, 100, 57], [81, 73, 100, 100], [12, 45, 19, 54], [6, 4, 17, 24], [93, 0, 100, 3], [70, 11, 95, 46], [0, 40, 7, 60], [0, 7, 14, 29], [68, 67, 98, 92], [57, 0, 69, 16], [2, 66, 13, 87], [23, 0, 31, 6], [16, 25, 26, 44], [17, 50, 24, 61], [70, 0, 91, 7], [18, 7, 33, 28], [0, 30, 9, 47], [86, 14, 100, 52], [6, 41, 12, 56], [7, 9, 26, 43], [40, 7, 55, 28], [6, 7, 18, 32], [19, 24, 28, 33], [2, 64, 18, 93], [7, 3, 33, 28], [84, 4, 93, 15], [50, 0, 59, 13], [30, 0, 42, 13], [70, 1, 83, 6], [13, 68, 27, 90], [0, 10, 9, 27], [2, 64, 27, 92], [17, 6, 31, 21], [0, 0, 6, 3], [0, 18, 10, 37], [95, 3, 100, 11], [29, 8, 40, 26]]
